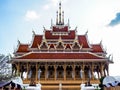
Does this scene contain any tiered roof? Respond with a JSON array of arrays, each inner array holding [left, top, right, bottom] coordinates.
[[92, 44, 104, 53], [45, 30, 75, 39], [78, 35, 90, 48], [15, 52, 104, 60], [53, 26, 68, 32], [13, 2, 110, 62], [16, 44, 29, 53], [30, 35, 43, 48]]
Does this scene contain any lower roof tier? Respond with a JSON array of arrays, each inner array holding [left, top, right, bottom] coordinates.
[[13, 52, 106, 60]]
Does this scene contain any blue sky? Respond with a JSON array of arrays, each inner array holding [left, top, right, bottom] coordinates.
[[1, 0, 120, 76]]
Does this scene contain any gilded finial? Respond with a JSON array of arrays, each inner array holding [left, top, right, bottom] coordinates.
[[62, 11, 64, 25], [51, 19, 53, 28], [32, 30, 35, 35], [100, 40, 102, 44], [56, 11, 58, 25], [85, 30, 88, 35], [59, 1, 62, 24], [68, 19, 70, 28], [17, 40, 20, 45]]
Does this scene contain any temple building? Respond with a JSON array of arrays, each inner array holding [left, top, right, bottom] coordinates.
[[11, 2, 113, 90]]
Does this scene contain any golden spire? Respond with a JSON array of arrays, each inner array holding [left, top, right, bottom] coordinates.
[[32, 30, 35, 35], [51, 19, 53, 28], [59, 1, 62, 24], [56, 1, 64, 25], [62, 11, 64, 25], [56, 11, 58, 25], [17, 40, 20, 45]]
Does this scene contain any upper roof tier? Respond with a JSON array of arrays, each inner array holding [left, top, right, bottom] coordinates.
[[52, 26, 68, 32], [45, 30, 75, 39]]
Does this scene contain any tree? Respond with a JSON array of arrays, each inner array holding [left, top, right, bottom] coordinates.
[[0, 54, 12, 81]]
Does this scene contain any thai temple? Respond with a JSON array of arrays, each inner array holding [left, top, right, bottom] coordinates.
[[11, 1, 113, 90]]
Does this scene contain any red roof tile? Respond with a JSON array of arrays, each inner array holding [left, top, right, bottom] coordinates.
[[78, 35, 90, 48], [53, 26, 68, 32], [45, 30, 75, 39], [62, 31, 75, 39], [45, 31, 59, 39], [16, 44, 29, 53], [31, 35, 42, 48], [91, 44, 104, 53], [15, 52, 104, 59]]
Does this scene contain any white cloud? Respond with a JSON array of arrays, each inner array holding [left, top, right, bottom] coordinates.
[[43, 4, 50, 10], [25, 10, 40, 21], [51, 0, 59, 6]]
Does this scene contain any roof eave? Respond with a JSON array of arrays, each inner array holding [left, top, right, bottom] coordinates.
[[11, 58, 107, 63]]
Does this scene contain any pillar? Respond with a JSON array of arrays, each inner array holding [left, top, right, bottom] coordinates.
[[103, 68, 106, 77], [107, 64, 109, 76], [13, 63, 17, 76], [72, 64, 75, 80], [88, 66, 92, 80], [36, 63, 38, 81], [82, 64, 85, 82], [17, 62, 20, 76], [45, 64, 48, 80], [97, 66, 100, 79], [64, 64, 66, 80], [91, 63, 94, 80], [26, 62, 28, 80], [27, 63, 30, 80], [54, 65, 57, 80], [100, 63, 104, 77]]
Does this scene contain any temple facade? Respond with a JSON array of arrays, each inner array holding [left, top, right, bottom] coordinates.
[[11, 2, 113, 90]]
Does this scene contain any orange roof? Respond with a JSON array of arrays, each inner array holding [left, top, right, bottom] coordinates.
[[91, 44, 104, 53], [16, 44, 29, 53], [15, 52, 104, 59], [53, 26, 68, 32], [45, 30, 75, 39], [31, 35, 42, 48], [78, 35, 90, 48]]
